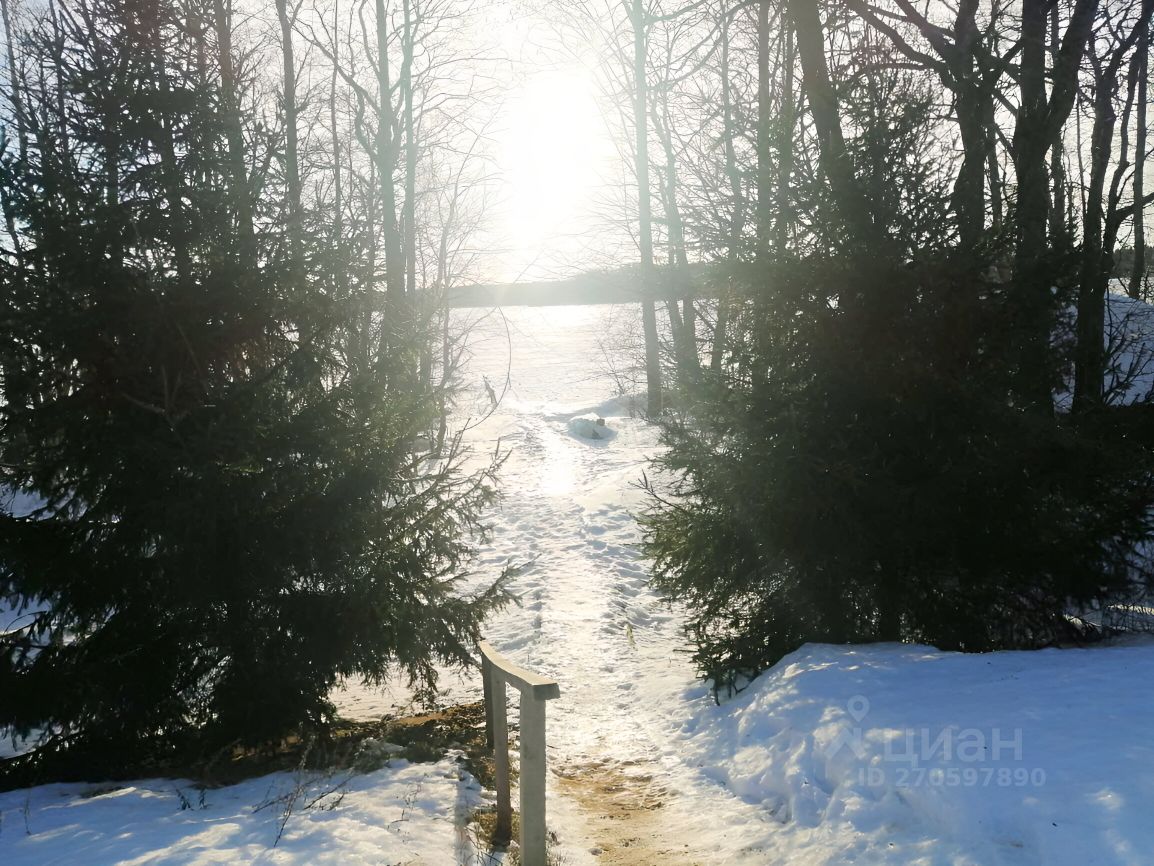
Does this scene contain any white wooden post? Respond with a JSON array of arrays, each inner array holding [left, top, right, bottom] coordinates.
[[488, 659, 512, 843], [481, 651, 494, 748], [518, 691, 547, 863], [478, 641, 560, 866]]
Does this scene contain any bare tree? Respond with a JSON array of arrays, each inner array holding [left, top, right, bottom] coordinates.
[[276, 0, 303, 260], [845, 0, 1017, 249], [1130, 16, 1149, 299], [212, 0, 257, 255], [1073, 0, 1152, 413], [1013, 0, 1098, 409], [632, 0, 663, 414], [375, 0, 405, 356]]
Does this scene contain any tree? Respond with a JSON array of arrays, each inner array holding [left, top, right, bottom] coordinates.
[[551, 0, 724, 414], [275, 0, 303, 262], [1073, 0, 1154, 413], [845, 0, 1012, 249], [1129, 15, 1150, 299], [0, 0, 505, 778], [631, 0, 664, 415], [1012, 0, 1099, 409], [643, 0, 1154, 690]]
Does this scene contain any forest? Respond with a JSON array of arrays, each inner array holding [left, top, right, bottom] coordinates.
[[1, 0, 1153, 797]]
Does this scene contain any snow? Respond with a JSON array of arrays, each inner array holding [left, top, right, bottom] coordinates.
[[669, 640, 1154, 864], [1103, 291, 1154, 405], [1055, 288, 1154, 409], [4, 302, 1154, 865], [565, 414, 616, 441], [0, 756, 483, 865]]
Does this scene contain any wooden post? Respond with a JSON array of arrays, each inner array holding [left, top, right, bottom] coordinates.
[[481, 651, 494, 749], [488, 664, 512, 844], [518, 692, 548, 866], [478, 641, 560, 865]]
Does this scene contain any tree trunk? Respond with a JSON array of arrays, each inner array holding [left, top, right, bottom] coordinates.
[[1130, 20, 1148, 299], [954, 87, 988, 248], [329, 0, 345, 294], [755, 0, 772, 257], [787, 0, 868, 245], [362, 160, 378, 366], [211, 0, 256, 257], [1072, 1, 1152, 413], [1073, 68, 1115, 414], [1049, 2, 1068, 246], [1012, 0, 1099, 410], [401, 0, 426, 384], [402, 0, 417, 300], [376, 0, 404, 357], [952, 2, 986, 248], [633, 0, 662, 415], [275, 0, 302, 262], [153, 41, 191, 288], [712, 1, 742, 374], [985, 100, 1004, 231], [655, 97, 698, 378], [776, 24, 795, 255], [1, 0, 26, 162], [0, 0, 24, 258]]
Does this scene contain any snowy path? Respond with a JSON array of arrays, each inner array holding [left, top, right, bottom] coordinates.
[[467, 407, 775, 865], [341, 304, 780, 863], [339, 303, 1154, 866], [425, 306, 779, 863]]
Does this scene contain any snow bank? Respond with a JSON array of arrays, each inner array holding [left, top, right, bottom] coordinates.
[[566, 413, 617, 442], [0, 756, 483, 865], [571, 392, 646, 419], [675, 640, 1154, 865]]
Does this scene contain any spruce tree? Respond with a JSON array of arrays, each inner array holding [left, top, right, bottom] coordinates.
[[0, 0, 504, 777], [643, 72, 1154, 692]]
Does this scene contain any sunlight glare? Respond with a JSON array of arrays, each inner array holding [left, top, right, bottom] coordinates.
[[498, 69, 609, 281]]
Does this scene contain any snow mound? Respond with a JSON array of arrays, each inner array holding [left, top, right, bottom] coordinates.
[[580, 392, 646, 418], [676, 640, 1154, 864], [566, 413, 617, 442]]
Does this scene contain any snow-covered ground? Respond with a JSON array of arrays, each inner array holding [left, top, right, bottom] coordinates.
[[674, 640, 1154, 865], [0, 757, 483, 865], [3, 303, 1154, 864], [1103, 290, 1154, 404]]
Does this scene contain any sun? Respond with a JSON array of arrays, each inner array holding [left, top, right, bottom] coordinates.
[[496, 68, 611, 282]]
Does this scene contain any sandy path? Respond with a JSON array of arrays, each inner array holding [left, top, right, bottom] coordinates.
[[554, 758, 711, 866]]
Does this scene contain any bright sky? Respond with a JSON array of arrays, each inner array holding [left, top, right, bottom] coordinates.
[[486, 10, 623, 283], [497, 71, 607, 281]]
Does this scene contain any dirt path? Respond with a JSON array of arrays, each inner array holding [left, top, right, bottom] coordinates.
[[554, 758, 707, 866]]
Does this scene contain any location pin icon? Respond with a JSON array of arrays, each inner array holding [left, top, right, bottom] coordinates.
[[847, 695, 870, 723]]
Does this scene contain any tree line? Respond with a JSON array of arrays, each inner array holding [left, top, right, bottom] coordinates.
[[3, 0, 1154, 771], [613, 0, 1154, 688]]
